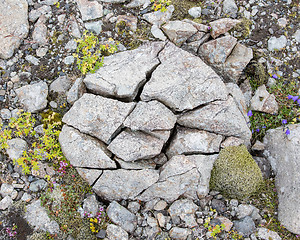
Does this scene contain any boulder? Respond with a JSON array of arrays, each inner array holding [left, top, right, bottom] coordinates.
[[209, 18, 240, 39]]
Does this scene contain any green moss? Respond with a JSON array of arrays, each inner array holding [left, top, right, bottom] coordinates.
[[210, 145, 264, 200], [27, 232, 49, 240], [170, 0, 202, 20], [245, 61, 268, 91], [230, 17, 252, 39], [41, 110, 62, 128]]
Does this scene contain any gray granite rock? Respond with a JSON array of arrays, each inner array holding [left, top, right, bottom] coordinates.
[[93, 169, 159, 201], [76, 168, 102, 186], [151, 24, 167, 41], [169, 227, 191, 240], [209, 18, 240, 39], [106, 201, 137, 233], [75, 0, 103, 21], [222, 0, 238, 18], [62, 93, 135, 144], [268, 36, 287, 51], [141, 42, 228, 112], [32, 15, 48, 45], [143, 5, 174, 27], [0, 183, 14, 197], [233, 216, 256, 237], [250, 85, 278, 114], [85, 21, 103, 34], [257, 227, 282, 240], [0, 196, 13, 210], [106, 224, 129, 240], [126, 0, 150, 8], [66, 78, 86, 105], [83, 42, 164, 100], [59, 125, 116, 168], [49, 75, 73, 94], [15, 81, 48, 113], [6, 138, 27, 160], [82, 195, 99, 218], [188, 7, 202, 18], [29, 179, 48, 192]]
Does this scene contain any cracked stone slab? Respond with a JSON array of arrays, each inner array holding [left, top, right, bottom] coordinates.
[[143, 5, 174, 27], [83, 42, 164, 100], [166, 127, 223, 158], [137, 154, 217, 202], [107, 129, 164, 162], [141, 42, 228, 112], [76, 168, 103, 186], [62, 93, 136, 144], [93, 169, 159, 201], [59, 125, 116, 169], [115, 157, 157, 170]]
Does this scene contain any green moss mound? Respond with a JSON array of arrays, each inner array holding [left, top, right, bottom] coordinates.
[[210, 145, 263, 200]]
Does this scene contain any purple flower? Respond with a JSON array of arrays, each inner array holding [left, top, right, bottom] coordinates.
[[282, 119, 287, 124], [207, 26, 211, 30], [272, 74, 278, 79], [297, 99, 300, 106], [285, 129, 290, 135], [288, 95, 299, 102], [262, 125, 266, 129], [256, 128, 260, 132], [247, 110, 253, 117]]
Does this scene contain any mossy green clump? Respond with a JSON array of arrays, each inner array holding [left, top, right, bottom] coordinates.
[[170, 0, 202, 20], [210, 145, 264, 200], [245, 61, 268, 91], [230, 17, 252, 39]]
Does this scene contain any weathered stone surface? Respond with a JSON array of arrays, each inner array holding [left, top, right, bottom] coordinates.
[[76, 168, 102, 186], [93, 169, 159, 201], [222, 0, 238, 18], [188, 7, 202, 19], [220, 136, 245, 148], [116, 15, 138, 32], [143, 5, 174, 27], [59, 125, 116, 168], [169, 227, 191, 240], [49, 75, 73, 94], [0, 0, 29, 59], [82, 195, 99, 218], [124, 100, 176, 132], [257, 227, 282, 240], [62, 93, 136, 144], [250, 85, 278, 114], [0, 196, 13, 210], [101, 0, 126, 2], [199, 36, 237, 64], [141, 42, 228, 112], [0, 183, 14, 198], [83, 42, 164, 100], [115, 158, 156, 170], [32, 15, 48, 45], [106, 201, 137, 233], [15, 81, 48, 113], [209, 18, 240, 39], [151, 24, 167, 41], [106, 224, 129, 240], [177, 97, 251, 143], [166, 127, 223, 158], [138, 154, 217, 202], [161, 20, 198, 46], [29, 179, 48, 192], [126, 0, 150, 8], [233, 216, 256, 237], [268, 36, 287, 51], [182, 19, 209, 32], [263, 124, 300, 234], [107, 129, 164, 162], [6, 138, 27, 160], [75, 0, 103, 21], [67, 78, 86, 105]]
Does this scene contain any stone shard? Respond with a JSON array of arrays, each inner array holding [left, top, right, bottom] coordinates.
[[107, 129, 164, 162], [143, 5, 174, 27], [209, 18, 240, 39], [177, 96, 251, 144], [0, 0, 29, 59], [166, 127, 223, 158], [83, 42, 164, 100], [75, 0, 103, 21], [161, 20, 198, 46], [76, 168, 103, 186], [263, 124, 300, 234], [6, 138, 27, 160], [93, 169, 159, 201], [141, 42, 228, 112], [62, 93, 136, 144], [250, 85, 278, 114], [138, 154, 217, 202], [59, 125, 116, 169]]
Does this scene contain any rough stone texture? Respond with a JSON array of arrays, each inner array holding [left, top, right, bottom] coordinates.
[[6, 138, 27, 160], [83, 42, 163, 100], [222, 0, 238, 18], [75, 0, 103, 21], [138, 154, 217, 202], [62, 93, 136, 144], [59, 125, 116, 168], [0, 183, 14, 197], [141, 42, 228, 112], [169, 227, 191, 240], [67, 78, 86, 105], [82, 195, 99, 218], [257, 227, 282, 240], [233, 216, 256, 237], [263, 124, 300, 234], [268, 35, 287, 51], [49, 75, 73, 94], [166, 127, 223, 158], [24, 199, 60, 234], [106, 224, 129, 240], [250, 85, 278, 114], [126, 0, 150, 8], [188, 7, 202, 19], [108, 129, 164, 162], [32, 15, 48, 45], [143, 5, 174, 27], [177, 97, 251, 144], [0, 196, 13, 210], [93, 169, 159, 201], [182, 19, 209, 32], [0, 0, 29, 59], [115, 158, 156, 170], [209, 18, 240, 39], [199, 36, 237, 64], [151, 24, 167, 41], [76, 168, 102, 186], [29, 179, 48, 192], [106, 201, 137, 233], [161, 20, 198, 46], [15, 81, 48, 113]]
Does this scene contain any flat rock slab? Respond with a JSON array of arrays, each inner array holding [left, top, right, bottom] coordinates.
[[75, 0, 103, 21], [62, 93, 135, 144], [141, 42, 228, 112], [209, 18, 240, 39], [83, 42, 164, 100]]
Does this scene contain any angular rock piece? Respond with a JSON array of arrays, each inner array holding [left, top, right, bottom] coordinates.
[[143, 5, 174, 27], [199, 36, 237, 64], [169, 227, 192, 239], [178, 97, 251, 143], [106, 224, 129, 240], [15, 81, 48, 113], [166, 127, 222, 158], [62, 93, 135, 144], [76, 168, 103, 186], [75, 0, 103, 21], [107, 129, 164, 162], [209, 18, 240, 39], [124, 100, 176, 131], [0, 0, 29, 59], [138, 154, 217, 202], [6, 138, 27, 160], [59, 125, 116, 168], [67, 78, 86, 105], [263, 124, 300, 234], [250, 85, 278, 114], [141, 42, 228, 112], [83, 42, 164, 100], [32, 15, 48, 45], [161, 20, 198, 46], [93, 169, 159, 201]]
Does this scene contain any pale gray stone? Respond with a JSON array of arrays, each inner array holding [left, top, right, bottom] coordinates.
[[268, 36, 287, 51], [161, 20, 198, 46], [257, 228, 282, 240], [29, 179, 48, 192], [209, 18, 240, 39], [0, 183, 14, 197], [32, 15, 48, 45], [221, 136, 244, 148], [166, 127, 222, 158], [236, 204, 255, 219], [108, 130, 164, 162], [6, 138, 27, 160], [177, 97, 251, 144], [15, 81, 48, 113], [141, 42, 228, 112], [25, 55, 40, 65], [233, 216, 256, 237], [29, 5, 52, 22], [67, 78, 86, 105], [169, 227, 191, 240], [107, 201, 137, 233], [62, 93, 135, 144], [0, 109, 11, 120], [151, 24, 167, 41], [85, 21, 103, 34], [49, 75, 73, 94], [182, 19, 210, 32], [116, 15, 138, 32], [76, 168, 102, 186], [263, 124, 300, 234], [126, 0, 150, 8], [251, 85, 278, 114], [115, 158, 156, 170], [83, 42, 164, 100], [0, 0, 29, 59], [63, 56, 74, 65], [82, 195, 99, 218], [0, 196, 13, 210], [188, 7, 202, 18], [75, 0, 103, 21], [106, 224, 129, 240], [59, 125, 116, 168], [156, 213, 165, 228], [127, 202, 140, 213], [293, 29, 300, 43], [36, 46, 48, 57], [65, 40, 77, 51], [154, 200, 167, 211], [222, 0, 238, 18], [93, 169, 159, 201], [143, 5, 174, 27], [101, 0, 126, 2], [252, 140, 265, 151]]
